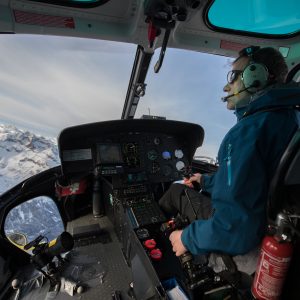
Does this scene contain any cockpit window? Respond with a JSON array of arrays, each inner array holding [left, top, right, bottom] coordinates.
[[0, 35, 230, 176], [28, 0, 110, 8], [206, 0, 300, 36], [4, 196, 64, 254]]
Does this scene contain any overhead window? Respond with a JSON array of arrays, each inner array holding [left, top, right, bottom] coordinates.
[[206, 0, 300, 36], [28, 0, 111, 8]]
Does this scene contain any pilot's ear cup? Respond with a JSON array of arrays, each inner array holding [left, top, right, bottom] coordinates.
[[242, 63, 269, 92]]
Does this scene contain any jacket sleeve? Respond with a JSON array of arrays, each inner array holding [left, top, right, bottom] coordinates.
[[181, 131, 269, 255], [201, 173, 215, 194]]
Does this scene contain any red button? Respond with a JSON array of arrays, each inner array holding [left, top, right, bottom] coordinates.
[[144, 239, 157, 250], [150, 249, 162, 261]]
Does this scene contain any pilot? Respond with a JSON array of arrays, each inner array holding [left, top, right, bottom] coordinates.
[[159, 46, 300, 262]]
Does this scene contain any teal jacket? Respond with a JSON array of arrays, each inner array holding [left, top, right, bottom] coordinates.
[[181, 84, 300, 255]]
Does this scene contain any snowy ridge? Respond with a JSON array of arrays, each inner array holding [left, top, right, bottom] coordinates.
[[0, 124, 59, 194], [4, 196, 64, 242]]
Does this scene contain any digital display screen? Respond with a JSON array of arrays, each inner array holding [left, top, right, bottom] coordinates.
[[97, 144, 123, 164], [127, 172, 146, 183]]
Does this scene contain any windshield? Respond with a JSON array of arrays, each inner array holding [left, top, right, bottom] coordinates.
[[0, 34, 234, 192]]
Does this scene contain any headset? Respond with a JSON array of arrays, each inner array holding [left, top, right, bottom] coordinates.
[[242, 62, 269, 92], [222, 46, 270, 102]]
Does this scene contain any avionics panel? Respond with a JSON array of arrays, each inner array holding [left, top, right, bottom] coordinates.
[[143, 133, 189, 183], [58, 119, 204, 182]]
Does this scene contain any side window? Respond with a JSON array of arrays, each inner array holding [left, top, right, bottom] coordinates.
[[4, 196, 64, 252]]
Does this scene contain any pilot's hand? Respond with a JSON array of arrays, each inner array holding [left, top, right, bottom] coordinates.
[[183, 173, 202, 189], [169, 230, 187, 256]]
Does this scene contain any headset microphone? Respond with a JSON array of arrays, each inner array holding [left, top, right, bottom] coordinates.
[[221, 87, 248, 102], [221, 81, 260, 102]]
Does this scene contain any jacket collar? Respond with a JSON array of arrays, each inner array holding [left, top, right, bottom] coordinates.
[[234, 82, 300, 121], [234, 106, 248, 121]]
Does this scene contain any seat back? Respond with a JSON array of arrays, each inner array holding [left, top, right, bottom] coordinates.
[[268, 128, 300, 221]]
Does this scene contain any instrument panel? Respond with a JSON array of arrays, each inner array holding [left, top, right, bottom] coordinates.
[[58, 119, 204, 184], [144, 133, 187, 181], [91, 132, 189, 183]]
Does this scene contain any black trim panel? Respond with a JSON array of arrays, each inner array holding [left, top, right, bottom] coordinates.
[[28, 0, 111, 8]]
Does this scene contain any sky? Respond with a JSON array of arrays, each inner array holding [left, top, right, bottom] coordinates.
[[0, 34, 236, 159]]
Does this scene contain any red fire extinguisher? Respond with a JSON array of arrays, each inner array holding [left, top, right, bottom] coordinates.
[[252, 213, 294, 300]]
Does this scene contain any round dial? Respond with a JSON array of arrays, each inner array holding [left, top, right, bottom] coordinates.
[[174, 149, 184, 159], [176, 160, 185, 171], [162, 164, 172, 176], [147, 149, 158, 161], [162, 151, 171, 160], [153, 137, 161, 145]]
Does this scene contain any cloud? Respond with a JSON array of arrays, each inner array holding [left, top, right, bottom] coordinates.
[[0, 35, 136, 136]]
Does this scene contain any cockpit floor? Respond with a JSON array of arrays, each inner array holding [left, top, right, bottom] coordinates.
[[12, 215, 133, 300], [65, 214, 133, 299]]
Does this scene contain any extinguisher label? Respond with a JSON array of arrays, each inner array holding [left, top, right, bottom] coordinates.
[[253, 250, 291, 299]]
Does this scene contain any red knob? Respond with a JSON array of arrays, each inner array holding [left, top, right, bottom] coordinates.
[[144, 239, 157, 250], [150, 249, 162, 261]]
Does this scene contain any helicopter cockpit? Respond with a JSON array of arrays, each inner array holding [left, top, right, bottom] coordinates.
[[0, 1, 300, 300]]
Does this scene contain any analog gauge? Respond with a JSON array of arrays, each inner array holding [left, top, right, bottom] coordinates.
[[162, 151, 171, 160], [176, 160, 185, 171], [151, 162, 160, 174], [147, 149, 158, 161], [153, 137, 161, 145], [162, 164, 172, 176], [174, 149, 184, 159]]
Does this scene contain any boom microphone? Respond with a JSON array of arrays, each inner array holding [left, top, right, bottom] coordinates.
[[221, 87, 249, 102], [221, 81, 260, 102]]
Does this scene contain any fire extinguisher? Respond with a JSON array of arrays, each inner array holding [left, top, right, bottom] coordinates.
[[251, 213, 294, 300]]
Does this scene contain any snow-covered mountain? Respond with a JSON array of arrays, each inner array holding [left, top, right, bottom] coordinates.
[[4, 196, 65, 243], [0, 124, 60, 194], [0, 124, 64, 244]]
